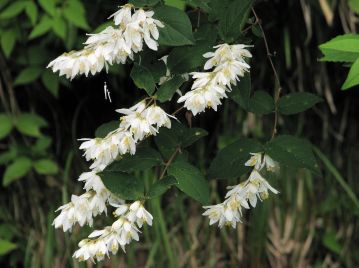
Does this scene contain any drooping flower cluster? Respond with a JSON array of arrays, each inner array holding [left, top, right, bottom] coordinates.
[[178, 44, 252, 115], [73, 201, 153, 262], [48, 4, 164, 79], [80, 100, 173, 171], [203, 153, 279, 228], [53, 100, 173, 254]]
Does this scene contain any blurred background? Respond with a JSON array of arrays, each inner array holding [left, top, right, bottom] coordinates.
[[1, 0, 359, 267]]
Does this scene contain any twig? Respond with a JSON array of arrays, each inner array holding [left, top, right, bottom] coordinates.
[[252, 8, 282, 139], [171, 106, 185, 116], [159, 147, 181, 180]]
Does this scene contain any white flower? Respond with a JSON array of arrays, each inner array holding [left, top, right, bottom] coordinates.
[[109, 4, 133, 26], [78, 171, 106, 193], [145, 105, 174, 129], [202, 204, 226, 227], [179, 43, 251, 115], [245, 152, 263, 170], [49, 6, 164, 79], [263, 154, 277, 172]]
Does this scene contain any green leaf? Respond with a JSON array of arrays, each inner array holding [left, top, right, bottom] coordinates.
[[129, 0, 160, 7], [168, 161, 210, 204], [1, 30, 17, 57], [208, 138, 262, 180], [38, 0, 56, 16], [218, 0, 253, 42], [323, 231, 342, 255], [41, 70, 60, 97], [0, 1, 27, 19], [3, 157, 32, 187], [342, 57, 359, 90], [52, 16, 67, 40], [265, 135, 320, 175], [229, 73, 251, 109], [29, 15, 53, 39], [33, 159, 58, 175], [156, 75, 185, 102], [0, 113, 13, 140], [278, 92, 323, 115], [101, 171, 144, 200], [130, 63, 156, 96], [25, 2, 38, 25], [14, 67, 43, 85], [106, 147, 162, 173], [182, 128, 208, 147], [63, 0, 89, 30], [33, 136, 52, 153], [165, 0, 186, 9], [95, 121, 119, 138], [153, 5, 195, 46], [154, 122, 208, 158], [146, 176, 178, 198], [186, 0, 210, 11], [167, 25, 217, 74], [319, 34, 359, 62], [15, 113, 47, 137], [247, 90, 274, 115], [0, 239, 17, 256], [349, 0, 359, 13]]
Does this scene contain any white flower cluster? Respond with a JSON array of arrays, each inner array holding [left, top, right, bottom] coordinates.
[[178, 43, 252, 115], [53, 171, 112, 232], [47, 4, 164, 79], [80, 100, 173, 171], [53, 99, 172, 260], [73, 201, 153, 262], [203, 153, 279, 228]]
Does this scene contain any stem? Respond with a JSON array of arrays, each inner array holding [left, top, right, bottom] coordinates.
[[171, 106, 185, 116], [159, 147, 181, 180], [252, 8, 282, 139]]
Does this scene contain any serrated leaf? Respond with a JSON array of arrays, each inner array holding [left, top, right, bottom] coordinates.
[[1, 30, 17, 57], [167, 25, 217, 74], [101, 171, 144, 200], [342, 57, 359, 90], [15, 113, 47, 137], [14, 67, 43, 85], [265, 135, 320, 175], [0, 239, 17, 256], [278, 92, 323, 115], [165, 0, 186, 9], [153, 6, 195, 46], [208, 138, 262, 180], [129, 0, 160, 7], [319, 34, 359, 62], [168, 161, 209, 204], [25, 2, 38, 25], [154, 122, 207, 158], [218, 0, 253, 42], [33, 136, 52, 153], [3, 157, 32, 187], [229, 73, 251, 109], [130, 63, 156, 95], [0, 1, 27, 19], [33, 159, 58, 175], [0, 113, 13, 140], [156, 75, 185, 102], [95, 121, 119, 138], [248, 90, 274, 115], [38, 0, 56, 16], [41, 70, 60, 97], [29, 15, 52, 39], [146, 176, 178, 198], [182, 128, 208, 147], [106, 147, 162, 173]]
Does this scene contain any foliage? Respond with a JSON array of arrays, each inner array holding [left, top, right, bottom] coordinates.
[[0, 0, 358, 267]]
